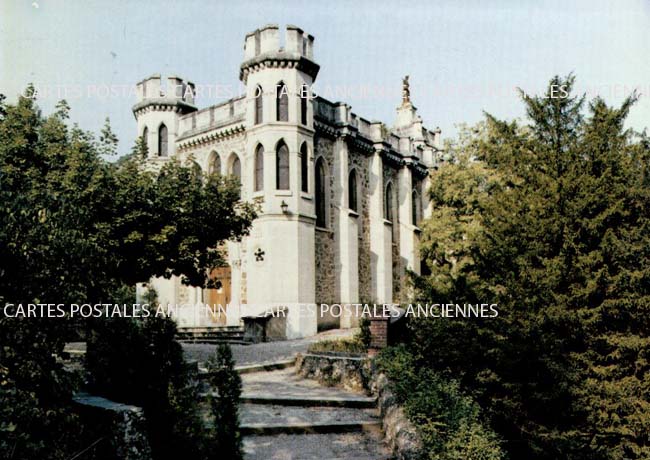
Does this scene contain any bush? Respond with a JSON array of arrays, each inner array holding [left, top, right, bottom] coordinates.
[[308, 337, 367, 355], [358, 317, 372, 349], [86, 316, 207, 460], [376, 346, 505, 460], [205, 344, 243, 460]]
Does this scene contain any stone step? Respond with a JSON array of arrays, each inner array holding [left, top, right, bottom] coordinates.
[[241, 420, 381, 436], [177, 338, 250, 345], [243, 432, 391, 460], [239, 404, 380, 435], [199, 359, 296, 378], [241, 368, 372, 402], [176, 326, 248, 344], [240, 393, 377, 409]]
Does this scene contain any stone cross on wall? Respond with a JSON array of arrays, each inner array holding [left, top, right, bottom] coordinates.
[[402, 75, 410, 105], [254, 248, 265, 262]]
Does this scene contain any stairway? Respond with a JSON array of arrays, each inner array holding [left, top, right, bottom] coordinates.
[[176, 326, 249, 345], [237, 367, 391, 460]]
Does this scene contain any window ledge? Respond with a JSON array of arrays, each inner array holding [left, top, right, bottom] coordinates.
[[300, 191, 312, 200], [383, 219, 393, 226], [315, 226, 332, 234], [275, 190, 292, 197], [252, 191, 264, 199], [349, 210, 359, 218]]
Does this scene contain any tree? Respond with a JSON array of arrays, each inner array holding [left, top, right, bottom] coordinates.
[[206, 343, 243, 460], [411, 76, 650, 459], [0, 89, 256, 459]]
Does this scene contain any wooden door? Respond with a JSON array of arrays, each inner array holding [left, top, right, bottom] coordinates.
[[206, 266, 231, 326]]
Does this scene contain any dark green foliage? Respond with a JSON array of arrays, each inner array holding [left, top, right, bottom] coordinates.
[[358, 317, 372, 350], [86, 316, 207, 460], [0, 89, 255, 459], [206, 344, 243, 460], [376, 346, 505, 460], [412, 76, 650, 459]]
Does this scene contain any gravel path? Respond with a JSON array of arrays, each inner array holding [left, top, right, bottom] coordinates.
[[182, 328, 356, 366]]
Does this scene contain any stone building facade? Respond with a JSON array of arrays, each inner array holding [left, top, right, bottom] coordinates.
[[133, 25, 442, 339]]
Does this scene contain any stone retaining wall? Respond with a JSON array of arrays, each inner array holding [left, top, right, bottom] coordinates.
[[373, 373, 423, 460], [73, 393, 152, 460], [295, 353, 372, 393], [295, 353, 423, 459]]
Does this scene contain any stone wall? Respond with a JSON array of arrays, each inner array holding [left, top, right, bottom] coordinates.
[[295, 353, 372, 393], [314, 135, 338, 312], [373, 373, 423, 460], [73, 393, 152, 460], [349, 148, 372, 302]]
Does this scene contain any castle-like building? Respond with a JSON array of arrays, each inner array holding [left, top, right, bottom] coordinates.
[[133, 25, 442, 339]]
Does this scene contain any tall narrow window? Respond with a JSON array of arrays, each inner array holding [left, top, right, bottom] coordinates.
[[348, 169, 358, 212], [300, 142, 308, 193], [276, 82, 289, 122], [230, 155, 241, 181], [300, 85, 308, 125], [209, 152, 221, 175], [315, 158, 326, 228], [142, 127, 148, 154], [158, 124, 168, 157], [276, 141, 290, 190], [254, 145, 264, 192], [190, 161, 202, 179], [255, 86, 263, 125], [412, 189, 421, 225], [385, 183, 393, 221]]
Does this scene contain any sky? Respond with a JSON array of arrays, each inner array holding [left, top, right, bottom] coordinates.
[[2, 0, 650, 156]]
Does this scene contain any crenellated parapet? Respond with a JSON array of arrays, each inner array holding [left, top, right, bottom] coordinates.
[[239, 24, 319, 83], [132, 74, 197, 119]]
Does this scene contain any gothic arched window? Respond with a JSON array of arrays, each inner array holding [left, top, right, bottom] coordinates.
[[230, 155, 241, 180], [142, 126, 148, 148], [276, 141, 290, 190], [348, 169, 358, 212], [255, 85, 263, 125], [254, 144, 264, 192], [385, 182, 394, 222], [315, 158, 326, 228], [209, 151, 221, 175], [276, 82, 289, 122], [158, 124, 168, 157], [190, 161, 202, 180], [300, 85, 308, 125], [300, 142, 308, 193], [412, 188, 421, 225]]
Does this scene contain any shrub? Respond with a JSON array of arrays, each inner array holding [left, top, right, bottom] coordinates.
[[206, 343, 243, 460], [86, 316, 207, 460], [376, 345, 505, 460], [308, 337, 367, 355]]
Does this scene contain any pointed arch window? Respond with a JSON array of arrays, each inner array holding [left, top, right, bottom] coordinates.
[[141, 127, 149, 156], [412, 188, 421, 225], [190, 161, 202, 180], [276, 141, 290, 190], [315, 158, 326, 228], [348, 169, 358, 212], [276, 82, 289, 122], [385, 182, 394, 222], [158, 124, 168, 157], [300, 85, 308, 125], [254, 145, 264, 192], [230, 155, 241, 180], [209, 152, 221, 175], [300, 142, 308, 193], [254, 85, 263, 125]]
